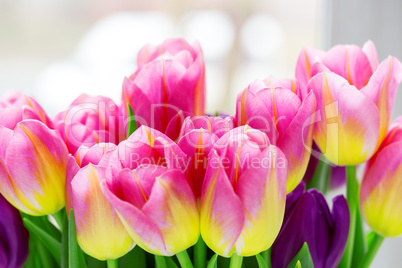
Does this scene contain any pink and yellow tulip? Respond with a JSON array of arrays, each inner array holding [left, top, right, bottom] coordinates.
[[71, 163, 134, 260], [298, 41, 402, 165], [200, 126, 287, 257], [101, 166, 199, 256], [360, 117, 402, 237], [54, 94, 124, 155], [235, 76, 316, 192], [178, 115, 234, 200], [122, 38, 205, 141], [0, 120, 68, 215]]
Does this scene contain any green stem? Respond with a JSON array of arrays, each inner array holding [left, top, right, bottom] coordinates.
[[194, 236, 207, 268], [261, 248, 271, 268], [107, 259, 118, 268], [176, 250, 194, 268], [155, 256, 167, 268], [229, 253, 243, 268], [357, 233, 384, 268], [306, 155, 331, 194], [339, 166, 358, 268], [52, 209, 65, 229]]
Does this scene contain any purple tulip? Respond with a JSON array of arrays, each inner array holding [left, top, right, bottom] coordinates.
[[0, 194, 29, 268], [271, 182, 349, 268]]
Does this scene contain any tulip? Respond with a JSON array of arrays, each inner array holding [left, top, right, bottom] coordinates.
[[0, 194, 29, 268], [298, 41, 402, 165], [122, 38, 205, 141], [235, 76, 316, 193], [360, 117, 402, 237], [200, 126, 287, 257], [0, 91, 53, 130], [71, 164, 134, 260], [101, 166, 199, 256], [54, 94, 124, 155], [0, 120, 68, 215], [178, 115, 234, 199], [271, 182, 350, 268]]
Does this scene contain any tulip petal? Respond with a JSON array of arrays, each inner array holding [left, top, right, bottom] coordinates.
[[362, 40, 379, 72], [72, 164, 133, 260], [4, 120, 68, 215], [295, 46, 326, 99], [142, 169, 199, 255], [325, 195, 349, 268], [200, 154, 244, 257], [360, 56, 402, 145], [360, 140, 402, 237], [234, 147, 287, 256], [277, 91, 316, 192], [322, 45, 373, 89], [307, 72, 380, 165]]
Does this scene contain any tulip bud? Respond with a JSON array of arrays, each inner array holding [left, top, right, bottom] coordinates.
[[299, 41, 402, 165], [271, 183, 349, 268], [200, 126, 287, 257], [0, 194, 29, 268], [360, 117, 402, 237], [235, 76, 316, 193], [0, 120, 68, 215]]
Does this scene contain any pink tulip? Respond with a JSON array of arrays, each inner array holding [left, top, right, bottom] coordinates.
[[200, 126, 287, 257], [0, 92, 53, 130], [360, 117, 402, 237], [122, 38, 205, 141], [71, 163, 134, 260], [54, 94, 125, 155], [178, 116, 234, 200], [235, 76, 316, 193], [0, 120, 68, 215], [302, 41, 402, 165], [101, 166, 199, 256]]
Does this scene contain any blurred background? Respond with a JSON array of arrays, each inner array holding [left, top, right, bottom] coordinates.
[[0, 0, 401, 266]]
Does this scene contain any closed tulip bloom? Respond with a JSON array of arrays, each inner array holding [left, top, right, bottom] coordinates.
[[0, 194, 29, 268], [178, 116, 233, 199], [235, 76, 316, 193], [71, 164, 134, 260], [54, 94, 124, 155], [122, 38, 205, 141], [0, 91, 53, 130], [200, 126, 287, 257], [101, 166, 199, 256], [299, 41, 402, 165], [271, 183, 349, 268], [0, 120, 68, 215], [360, 117, 402, 237]]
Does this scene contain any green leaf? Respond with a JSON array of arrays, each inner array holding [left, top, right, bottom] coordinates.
[[127, 104, 137, 138], [23, 217, 61, 266], [295, 260, 302, 268], [287, 242, 314, 268], [68, 210, 87, 268], [256, 254, 268, 268], [207, 254, 218, 268], [119, 247, 147, 268], [61, 212, 69, 268], [352, 209, 367, 267]]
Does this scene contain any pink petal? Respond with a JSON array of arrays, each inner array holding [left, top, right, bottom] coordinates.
[[362, 40, 379, 72]]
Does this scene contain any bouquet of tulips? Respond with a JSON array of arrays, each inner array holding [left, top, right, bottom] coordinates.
[[1, 38, 402, 268]]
